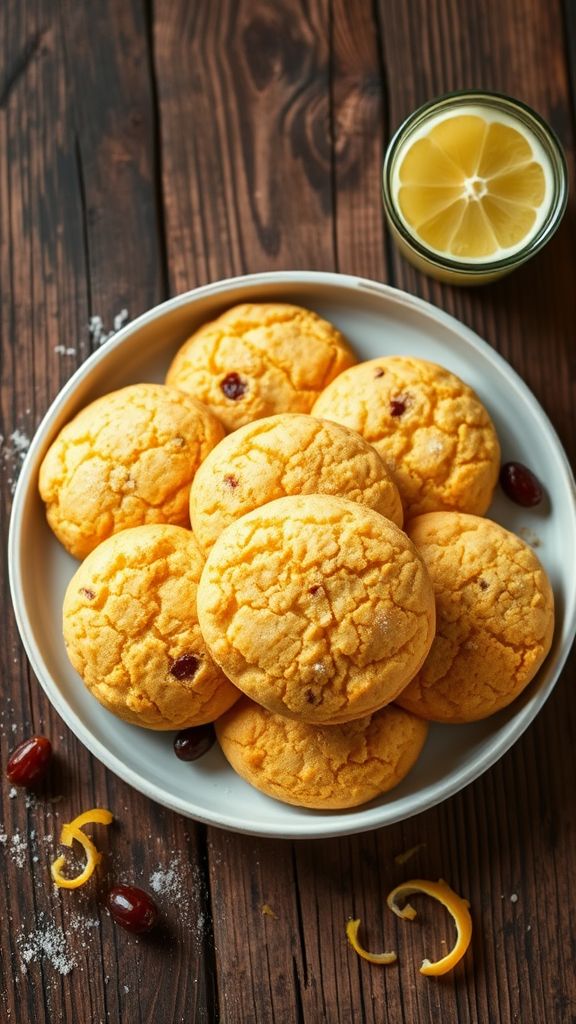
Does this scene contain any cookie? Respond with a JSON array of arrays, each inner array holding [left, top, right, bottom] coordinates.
[[62, 524, 240, 730], [216, 697, 429, 809], [39, 383, 225, 559], [312, 356, 500, 518], [197, 495, 435, 724], [396, 512, 555, 722], [165, 303, 356, 431], [190, 413, 403, 552]]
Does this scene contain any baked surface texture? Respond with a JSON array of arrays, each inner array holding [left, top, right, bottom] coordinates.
[[312, 356, 500, 518], [63, 524, 239, 729], [165, 303, 357, 431], [197, 494, 435, 724], [40, 383, 225, 559], [216, 698, 429, 808], [397, 512, 555, 722], [190, 412, 403, 551]]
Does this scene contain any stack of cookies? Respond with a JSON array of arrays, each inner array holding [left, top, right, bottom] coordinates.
[[40, 303, 555, 811]]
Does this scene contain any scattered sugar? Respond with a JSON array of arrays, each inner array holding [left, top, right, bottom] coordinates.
[[510, 893, 518, 903], [18, 916, 76, 976], [123, 985, 130, 994], [149, 855, 207, 943], [8, 787, 17, 799], [54, 345, 77, 356], [375, 612, 391, 636], [1, 428, 31, 494], [312, 662, 327, 676], [113, 309, 130, 332], [8, 831, 28, 868], [69, 915, 100, 934], [89, 309, 130, 347]]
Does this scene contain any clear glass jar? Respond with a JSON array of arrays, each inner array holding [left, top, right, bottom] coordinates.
[[382, 91, 568, 285]]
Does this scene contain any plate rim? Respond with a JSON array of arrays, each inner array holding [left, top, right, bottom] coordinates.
[[8, 270, 576, 839]]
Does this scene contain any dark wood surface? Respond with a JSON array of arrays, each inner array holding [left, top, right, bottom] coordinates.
[[1, 1, 575, 1021]]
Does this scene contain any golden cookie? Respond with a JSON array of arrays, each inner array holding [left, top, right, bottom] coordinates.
[[39, 383, 225, 559], [312, 356, 500, 518], [396, 512, 555, 722], [190, 413, 403, 552], [216, 697, 428, 809], [165, 303, 356, 431], [197, 495, 435, 724], [62, 525, 239, 730]]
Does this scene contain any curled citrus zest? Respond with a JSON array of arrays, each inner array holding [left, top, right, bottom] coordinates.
[[345, 919, 397, 965], [50, 807, 113, 890], [386, 878, 472, 976], [64, 808, 114, 832]]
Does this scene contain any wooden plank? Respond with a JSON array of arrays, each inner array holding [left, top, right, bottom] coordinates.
[[0, 2, 216, 1022], [153, 0, 576, 1022], [153, 0, 336, 294]]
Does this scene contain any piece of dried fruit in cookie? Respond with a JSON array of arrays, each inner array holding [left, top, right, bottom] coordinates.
[[190, 413, 403, 552], [198, 495, 435, 724], [165, 303, 356, 431], [312, 356, 500, 518], [63, 524, 240, 730]]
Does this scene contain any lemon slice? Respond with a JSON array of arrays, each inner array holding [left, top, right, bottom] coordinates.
[[393, 110, 553, 261]]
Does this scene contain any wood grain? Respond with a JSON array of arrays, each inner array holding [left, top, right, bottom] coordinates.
[[1, 0, 575, 1021], [0, 2, 214, 1022]]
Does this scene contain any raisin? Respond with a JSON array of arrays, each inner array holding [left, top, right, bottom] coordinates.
[[107, 885, 159, 934], [7, 736, 52, 788], [220, 373, 247, 400], [390, 397, 407, 417], [500, 462, 543, 507], [170, 654, 200, 680], [174, 724, 215, 761]]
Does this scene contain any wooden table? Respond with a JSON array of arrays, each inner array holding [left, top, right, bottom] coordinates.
[[1, 2, 575, 1021]]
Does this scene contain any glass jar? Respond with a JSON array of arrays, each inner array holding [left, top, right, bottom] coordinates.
[[382, 91, 568, 285]]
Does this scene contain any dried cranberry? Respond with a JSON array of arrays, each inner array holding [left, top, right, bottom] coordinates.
[[107, 885, 158, 934], [500, 462, 543, 507], [308, 585, 320, 595], [220, 372, 247, 400], [174, 724, 215, 761], [170, 654, 200, 680], [79, 587, 95, 600], [6, 735, 52, 788], [390, 397, 407, 417], [224, 474, 239, 489]]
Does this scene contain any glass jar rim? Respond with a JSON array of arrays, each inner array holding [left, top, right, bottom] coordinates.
[[382, 90, 568, 275]]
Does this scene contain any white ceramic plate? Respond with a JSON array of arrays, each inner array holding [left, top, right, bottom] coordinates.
[[8, 272, 576, 838]]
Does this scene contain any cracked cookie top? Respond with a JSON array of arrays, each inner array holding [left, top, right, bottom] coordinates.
[[197, 495, 436, 724], [62, 524, 239, 730], [189, 413, 403, 552], [216, 697, 429, 809], [397, 512, 555, 722], [39, 383, 225, 559], [312, 356, 500, 518], [165, 303, 357, 432]]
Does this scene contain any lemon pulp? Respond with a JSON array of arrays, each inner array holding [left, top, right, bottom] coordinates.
[[393, 111, 553, 261]]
